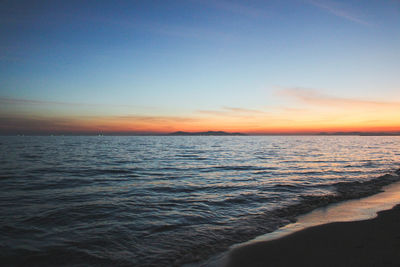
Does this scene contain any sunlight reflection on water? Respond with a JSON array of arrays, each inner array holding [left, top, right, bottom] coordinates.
[[1, 136, 399, 266]]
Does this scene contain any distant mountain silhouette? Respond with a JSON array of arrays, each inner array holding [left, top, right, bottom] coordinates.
[[168, 131, 246, 136]]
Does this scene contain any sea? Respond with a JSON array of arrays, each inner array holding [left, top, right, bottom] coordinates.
[[1, 136, 400, 266]]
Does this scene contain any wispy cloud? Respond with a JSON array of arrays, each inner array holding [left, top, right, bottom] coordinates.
[[0, 97, 86, 106], [2, 92, 399, 135], [0, 97, 144, 108], [223, 107, 266, 114], [306, 0, 369, 25], [198, 106, 267, 117], [278, 87, 400, 108], [0, 115, 82, 133], [112, 115, 198, 124], [0, 114, 199, 134]]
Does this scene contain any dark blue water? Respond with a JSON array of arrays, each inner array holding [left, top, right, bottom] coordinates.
[[1, 136, 399, 266]]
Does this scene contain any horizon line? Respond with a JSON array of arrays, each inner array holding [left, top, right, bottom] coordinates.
[[2, 130, 400, 136]]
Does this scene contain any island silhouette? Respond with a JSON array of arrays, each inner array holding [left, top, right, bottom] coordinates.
[[168, 131, 246, 136]]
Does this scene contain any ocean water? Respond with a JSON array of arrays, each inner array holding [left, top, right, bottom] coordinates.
[[1, 136, 399, 266]]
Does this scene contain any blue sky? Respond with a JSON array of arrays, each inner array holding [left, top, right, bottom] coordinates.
[[1, 0, 399, 133]]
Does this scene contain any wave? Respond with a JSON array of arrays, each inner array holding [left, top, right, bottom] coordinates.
[[178, 169, 400, 266], [213, 193, 275, 206], [3, 170, 400, 267], [270, 171, 400, 223], [2, 135, 400, 267], [199, 166, 272, 172]]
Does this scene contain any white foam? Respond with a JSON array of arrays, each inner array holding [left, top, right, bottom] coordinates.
[[242, 180, 400, 245]]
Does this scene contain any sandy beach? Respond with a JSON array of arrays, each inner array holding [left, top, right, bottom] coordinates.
[[226, 204, 400, 267]]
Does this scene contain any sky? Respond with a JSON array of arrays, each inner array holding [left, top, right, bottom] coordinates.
[[1, 0, 399, 134]]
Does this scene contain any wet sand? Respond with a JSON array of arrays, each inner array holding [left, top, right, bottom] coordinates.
[[226, 204, 400, 267]]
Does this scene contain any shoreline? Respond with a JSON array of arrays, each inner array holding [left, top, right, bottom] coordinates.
[[226, 204, 400, 267], [223, 181, 400, 267], [197, 171, 400, 267]]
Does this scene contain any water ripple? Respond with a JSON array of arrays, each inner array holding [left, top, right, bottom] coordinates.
[[0, 135, 399, 266]]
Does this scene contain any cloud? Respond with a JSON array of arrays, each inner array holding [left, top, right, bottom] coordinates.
[[111, 115, 198, 124], [0, 97, 145, 109], [278, 87, 400, 109], [197, 106, 267, 117], [2, 92, 399, 135], [223, 107, 266, 114], [0, 114, 200, 134], [306, 0, 369, 25], [0, 115, 82, 134], [0, 97, 85, 106]]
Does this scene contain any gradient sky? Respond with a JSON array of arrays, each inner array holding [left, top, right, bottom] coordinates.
[[1, 0, 399, 134]]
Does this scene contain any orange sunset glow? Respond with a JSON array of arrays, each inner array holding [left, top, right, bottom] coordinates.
[[1, 88, 399, 135], [3, 1, 400, 267]]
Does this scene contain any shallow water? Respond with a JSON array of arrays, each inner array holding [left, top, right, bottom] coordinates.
[[0, 136, 399, 266], [240, 180, 400, 245]]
